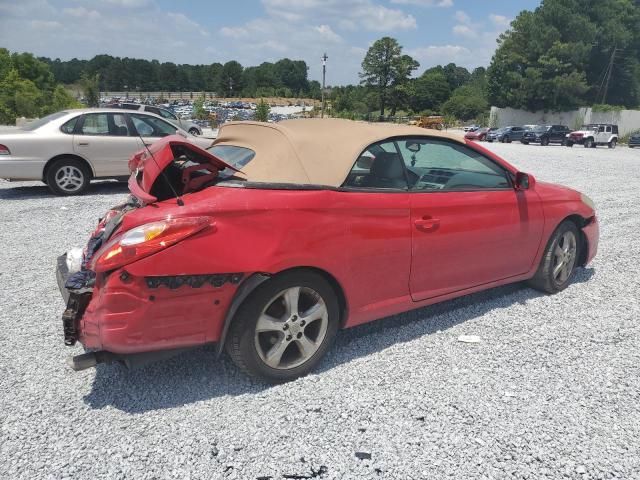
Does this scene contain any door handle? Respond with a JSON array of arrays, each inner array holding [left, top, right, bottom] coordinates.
[[77, 142, 89, 146], [414, 217, 440, 231]]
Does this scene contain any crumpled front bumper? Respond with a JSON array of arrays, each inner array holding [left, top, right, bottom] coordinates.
[[582, 216, 599, 265]]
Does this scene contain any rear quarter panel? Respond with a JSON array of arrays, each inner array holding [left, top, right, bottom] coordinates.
[[124, 186, 413, 327]]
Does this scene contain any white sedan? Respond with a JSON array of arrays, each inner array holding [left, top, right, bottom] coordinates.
[[0, 108, 213, 195]]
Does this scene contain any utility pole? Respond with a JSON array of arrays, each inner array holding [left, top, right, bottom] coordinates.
[[229, 77, 233, 98], [602, 45, 617, 104], [321, 53, 328, 118]]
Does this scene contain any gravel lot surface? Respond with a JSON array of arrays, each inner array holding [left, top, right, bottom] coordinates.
[[1, 142, 639, 479]]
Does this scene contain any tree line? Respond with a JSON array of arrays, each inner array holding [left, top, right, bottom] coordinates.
[[332, 36, 489, 122], [0, 48, 80, 124], [487, 0, 640, 111], [41, 55, 321, 99]]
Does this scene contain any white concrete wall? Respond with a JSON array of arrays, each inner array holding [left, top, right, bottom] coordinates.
[[490, 106, 640, 136]]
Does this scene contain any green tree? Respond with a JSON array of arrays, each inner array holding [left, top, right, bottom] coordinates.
[[79, 72, 100, 107], [442, 85, 489, 120], [409, 70, 451, 113], [192, 96, 207, 120], [255, 98, 270, 122], [222, 61, 243, 97], [360, 37, 419, 116], [487, 0, 640, 110]]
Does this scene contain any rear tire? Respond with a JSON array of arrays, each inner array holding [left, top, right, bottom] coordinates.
[[188, 127, 200, 136], [45, 157, 91, 196], [521, 140, 529, 145], [541, 137, 549, 146], [226, 271, 339, 383], [608, 138, 617, 149], [528, 221, 580, 294]]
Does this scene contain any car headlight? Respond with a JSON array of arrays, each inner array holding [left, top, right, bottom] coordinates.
[[581, 193, 595, 209]]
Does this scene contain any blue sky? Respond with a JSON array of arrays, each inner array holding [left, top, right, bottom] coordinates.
[[0, 0, 540, 85]]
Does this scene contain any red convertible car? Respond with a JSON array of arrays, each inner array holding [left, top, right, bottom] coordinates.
[[57, 119, 599, 383]]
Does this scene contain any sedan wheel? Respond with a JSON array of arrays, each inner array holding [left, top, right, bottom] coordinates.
[[46, 158, 90, 196], [528, 221, 580, 293], [226, 271, 339, 382], [189, 128, 200, 136]]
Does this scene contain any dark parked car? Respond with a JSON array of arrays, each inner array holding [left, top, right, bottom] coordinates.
[[486, 126, 526, 143], [628, 132, 640, 148], [521, 125, 571, 146]]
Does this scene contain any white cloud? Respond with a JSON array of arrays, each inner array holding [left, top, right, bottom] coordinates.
[[489, 14, 511, 28], [453, 24, 477, 38], [63, 6, 101, 20], [315, 25, 342, 43], [454, 10, 471, 24], [407, 44, 472, 65], [390, 0, 453, 6], [261, 0, 416, 32]]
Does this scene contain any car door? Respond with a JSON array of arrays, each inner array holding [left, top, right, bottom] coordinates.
[[340, 140, 412, 317], [73, 112, 141, 177], [395, 137, 544, 301]]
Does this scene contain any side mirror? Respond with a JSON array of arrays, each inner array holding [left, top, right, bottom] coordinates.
[[515, 172, 535, 190]]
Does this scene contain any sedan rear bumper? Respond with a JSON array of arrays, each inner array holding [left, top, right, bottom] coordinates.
[[0, 158, 47, 181]]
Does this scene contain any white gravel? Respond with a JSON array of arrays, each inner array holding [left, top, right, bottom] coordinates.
[[1, 142, 639, 479]]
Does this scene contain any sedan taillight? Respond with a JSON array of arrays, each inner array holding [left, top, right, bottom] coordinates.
[[92, 216, 213, 273], [0, 144, 10, 155]]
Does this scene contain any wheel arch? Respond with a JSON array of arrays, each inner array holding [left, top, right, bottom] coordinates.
[[215, 266, 349, 358], [43, 154, 95, 182], [561, 214, 590, 266]]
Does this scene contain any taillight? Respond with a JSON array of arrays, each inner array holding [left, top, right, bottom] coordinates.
[[0, 144, 10, 155], [92, 216, 212, 273]]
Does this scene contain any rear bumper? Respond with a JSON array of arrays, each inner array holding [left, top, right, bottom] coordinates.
[[56, 255, 242, 354], [0, 158, 46, 180], [582, 216, 599, 265]]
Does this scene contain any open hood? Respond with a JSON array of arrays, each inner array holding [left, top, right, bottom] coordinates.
[[128, 135, 240, 204]]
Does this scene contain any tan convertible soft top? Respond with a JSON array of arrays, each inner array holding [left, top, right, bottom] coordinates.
[[212, 118, 465, 187]]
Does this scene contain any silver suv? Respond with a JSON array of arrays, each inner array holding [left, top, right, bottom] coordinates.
[[111, 103, 203, 136]]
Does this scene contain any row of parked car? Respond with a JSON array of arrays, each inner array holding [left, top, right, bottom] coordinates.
[[465, 124, 628, 149]]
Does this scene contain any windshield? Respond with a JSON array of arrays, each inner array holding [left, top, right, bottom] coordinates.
[[208, 145, 255, 179], [21, 111, 69, 131], [533, 126, 550, 132]]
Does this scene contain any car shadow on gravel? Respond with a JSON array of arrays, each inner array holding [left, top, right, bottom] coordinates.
[[0, 181, 128, 200], [83, 268, 594, 413]]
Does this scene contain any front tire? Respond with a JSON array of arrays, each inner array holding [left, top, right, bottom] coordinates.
[[188, 127, 200, 136], [541, 137, 549, 146], [608, 138, 617, 149], [45, 157, 91, 196], [584, 138, 594, 148], [226, 271, 339, 383], [528, 221, 580, 294]]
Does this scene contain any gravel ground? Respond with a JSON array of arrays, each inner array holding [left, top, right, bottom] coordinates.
[[1, 142, 639, 480]]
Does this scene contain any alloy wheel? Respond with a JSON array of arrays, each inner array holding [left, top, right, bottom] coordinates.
[[254, 286, 329, 370], [552, 231, 577, 284], [54, 165, 85, 193]]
